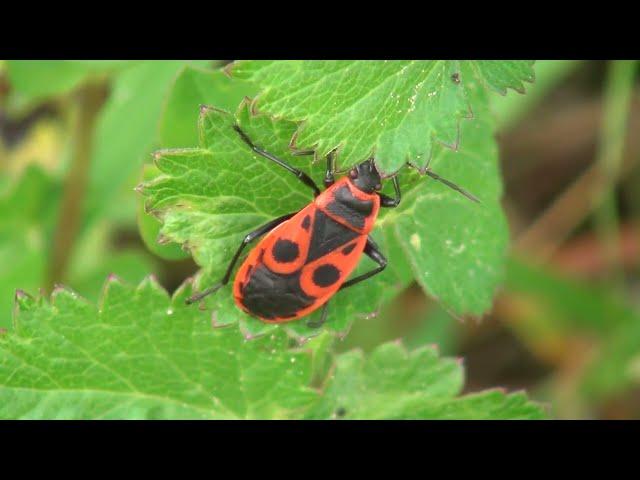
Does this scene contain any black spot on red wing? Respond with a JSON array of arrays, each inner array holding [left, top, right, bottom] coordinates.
[[301, 215, 311, 231], [341, 243, 356, 255], [312, 264, 341, 287], [273, 239, 299, 263]]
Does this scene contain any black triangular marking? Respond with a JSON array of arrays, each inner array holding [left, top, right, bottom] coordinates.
[[307, 210, 359, 263]]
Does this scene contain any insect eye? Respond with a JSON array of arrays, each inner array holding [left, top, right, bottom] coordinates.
[[349, 169, 358, 179]]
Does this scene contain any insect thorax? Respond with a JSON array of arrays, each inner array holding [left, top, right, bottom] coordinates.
[[317, 178, 379, 233]]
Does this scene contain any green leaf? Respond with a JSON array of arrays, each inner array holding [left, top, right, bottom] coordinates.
[[405, 305, 459, 355], [159, 65, 255, 148], [0, 278, 543, 419], [506, 257, 638, 335], [83, 60, 211, 230], [470, 61, 535, 95], [67, 226, 159, 302], [491, 60, 582, 130], [230, 60, 534, 173], [581, 322, 640, 402], [72, 250, 156, 302], [136, 65, 255, 261], [143, 105, 310, 278], [386, 65, 508, 317], [6, 60, 135, 100], [306, 341, 546, 419], [137, 164, 190, 261], [0, 278, 317, 419], [141, 64, 508, 337], [505, 257, 640, 402], [0, 166, 60, 328], [0, 166, 156, 328], [141, 104, 415, 338]]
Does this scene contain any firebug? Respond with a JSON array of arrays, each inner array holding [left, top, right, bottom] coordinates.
[[187, 125, 478, 327]]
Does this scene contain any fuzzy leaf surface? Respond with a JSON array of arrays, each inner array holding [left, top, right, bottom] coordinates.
[[141, 66, 508, 338], [230, 60, 534, 173], [307, 341, 546, 419], [0, 279, 317, 419], [0, 280, 543, 419]]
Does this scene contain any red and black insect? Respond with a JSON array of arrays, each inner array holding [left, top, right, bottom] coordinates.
[[186, 125, 478, 327]]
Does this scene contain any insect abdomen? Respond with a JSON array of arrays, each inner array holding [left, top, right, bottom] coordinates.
[[238, 264, 316, 320], [234, 177, 382, 323]]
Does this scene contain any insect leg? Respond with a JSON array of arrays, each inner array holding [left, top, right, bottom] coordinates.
[[291, 149, 316, 156], [339, 236, 387, 291], [379, 176, 401, 208], [306, 302, 330, 329], [233, 125, 321, 197], [324, 150, 337, 189], [186, 212, 297, 304], [292, 147, 336, 190]]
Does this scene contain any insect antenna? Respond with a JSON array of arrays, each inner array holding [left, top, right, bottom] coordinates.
[[425, 170, 480, 203]]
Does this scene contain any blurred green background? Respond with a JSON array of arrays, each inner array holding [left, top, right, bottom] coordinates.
[[0, 60, 639, 419]]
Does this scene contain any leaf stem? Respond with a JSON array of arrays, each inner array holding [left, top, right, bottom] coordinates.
[[593, 60, 637, 286], [47, 81, 108, 288], [515, 63, 638, 260]]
